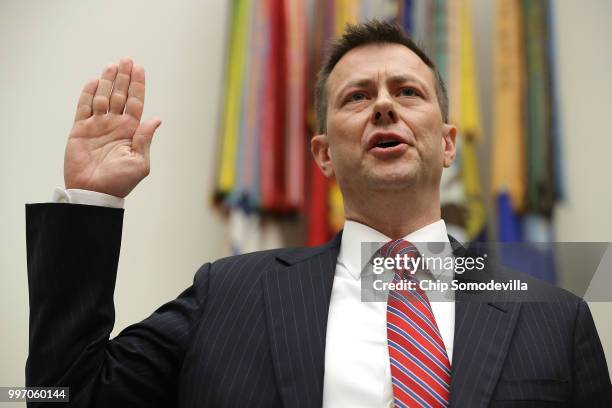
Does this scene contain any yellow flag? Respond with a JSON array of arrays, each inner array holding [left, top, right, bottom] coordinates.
[[217, 0, 251, 193], [491, 0, 526, 210], [458, 0, 482, 140], [446, 0, 461, 124], [463, 138, 486, 238], [334, 0, 360, 35]]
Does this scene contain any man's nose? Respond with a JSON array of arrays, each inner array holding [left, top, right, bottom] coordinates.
[[371, 94, 398, 125]]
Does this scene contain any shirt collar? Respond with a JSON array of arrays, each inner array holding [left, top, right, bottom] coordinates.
[[337, 219, 451, 280]]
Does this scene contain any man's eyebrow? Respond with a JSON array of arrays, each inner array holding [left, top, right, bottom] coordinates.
[[387, 74, 430, 90], [337, 78, 376, 94], [335, 74, 431, 99]]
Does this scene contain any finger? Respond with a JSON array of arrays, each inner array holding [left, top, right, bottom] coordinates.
[[132, 117, 162, 163], [126, 64, 145, 121], [109, 57, 133, 114], [74, 78, 99, 122], [92, 63, 118, 115]]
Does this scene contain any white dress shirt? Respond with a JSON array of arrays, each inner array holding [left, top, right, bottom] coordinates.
[[52, 188, 456, 407], [322, 219, 455, 408], [52, 187, 125, 208]]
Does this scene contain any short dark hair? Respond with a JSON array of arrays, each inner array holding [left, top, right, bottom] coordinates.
[[314, 20, 449, 134]]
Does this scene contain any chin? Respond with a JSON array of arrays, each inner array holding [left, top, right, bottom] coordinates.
[[377, 162, 418, 179], [364, 168, 418, 190]]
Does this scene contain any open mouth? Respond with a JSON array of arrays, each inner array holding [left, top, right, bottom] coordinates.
[[367, 132, 408, 151], [366, 132, 411, 157], [375, 140, 402, 149]]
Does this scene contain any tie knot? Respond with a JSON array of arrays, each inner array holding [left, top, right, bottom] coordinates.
[[376, 239, 422, 277], [378, 239, 420, 259]]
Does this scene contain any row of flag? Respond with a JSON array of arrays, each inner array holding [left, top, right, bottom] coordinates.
[[213, 0, 562, 284], [492, 0, 561, 282]]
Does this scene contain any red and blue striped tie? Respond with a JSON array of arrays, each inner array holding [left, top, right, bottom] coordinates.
[[381, 239, 451, 407]]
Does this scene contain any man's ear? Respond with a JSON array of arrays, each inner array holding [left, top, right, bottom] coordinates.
[[311, 134, 334, 177], [442, 124, 457, 168]]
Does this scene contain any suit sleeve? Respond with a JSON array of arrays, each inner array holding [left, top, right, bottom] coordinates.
[[571, 300, 612, 406], [25, 203, 210, 407]]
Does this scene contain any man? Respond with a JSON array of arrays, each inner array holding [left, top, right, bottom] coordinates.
[[26, 21, 610, 407]]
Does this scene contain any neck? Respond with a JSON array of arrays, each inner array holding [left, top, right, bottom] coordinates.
[[343, 189, 441, 239]]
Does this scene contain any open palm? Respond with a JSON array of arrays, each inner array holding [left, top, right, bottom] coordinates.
[[64, 57, 161, 198]]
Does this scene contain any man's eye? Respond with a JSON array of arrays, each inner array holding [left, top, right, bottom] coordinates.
[[347, 92, 367, 102], [398, 87, 419, 97]]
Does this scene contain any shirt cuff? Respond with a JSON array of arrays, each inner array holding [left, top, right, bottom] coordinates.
[[52, 187, 125, 209]]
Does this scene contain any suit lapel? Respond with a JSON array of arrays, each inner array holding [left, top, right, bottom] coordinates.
[[262, 234, 522, 407], [262, 233, 341, 408], [449, 239, 522, 407]]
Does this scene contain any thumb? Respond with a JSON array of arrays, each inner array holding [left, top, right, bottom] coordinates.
[[133, 117, 162, 161]]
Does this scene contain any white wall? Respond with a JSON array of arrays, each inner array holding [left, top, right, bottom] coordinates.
[[0, 1, 229, 404], [1, 1, 611, 404]]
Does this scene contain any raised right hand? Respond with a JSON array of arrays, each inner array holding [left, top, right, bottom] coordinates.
[[64, 57, 162, 198]]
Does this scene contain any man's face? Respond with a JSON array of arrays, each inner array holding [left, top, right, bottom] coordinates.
[[312, 43, 455, 196]]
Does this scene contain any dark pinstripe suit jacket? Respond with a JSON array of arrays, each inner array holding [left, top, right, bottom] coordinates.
[[26, 203, 611, 407]]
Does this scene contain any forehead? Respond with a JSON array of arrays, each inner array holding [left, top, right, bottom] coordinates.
[[327, 43, 436, 94]]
